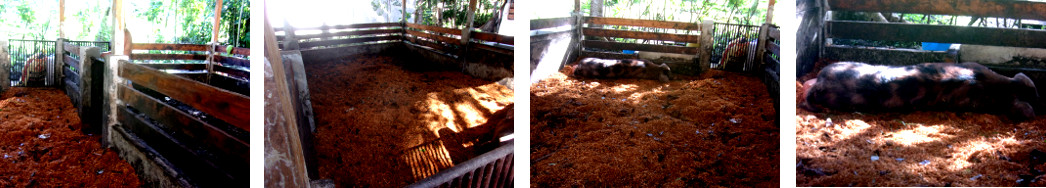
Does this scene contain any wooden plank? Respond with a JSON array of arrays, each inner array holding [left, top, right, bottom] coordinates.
[[580, 50, 638, 60], [63, 43, 80, 54], [207, 73, 249, 96], [582, 28, 700, 43], [768, 27, 780, 39], [824, 45, 952, 65], [406, 29, 461, 45], [64, 78, 81, 109], [583, 40, 699, 54], [293, 29, 403, 41], [120, 85, 248, 166], [827, 20, 1046, 49], [469, 42, 513, 55], [767, 42, 780, 56], [407, 23, 463, 36], [63, 66, 80, 84], [131, 54, 209, 61], [215, 55, 251, 68], [298, 42, 401, 63], [471, 31, 514, 45], [215, 64, 249, 79], [298, 35, 403, 49], [64, 55, 80, 70], [214, 45, 250, 56], [118, 61, 250, 131], [404, 36, 455, 54], [292, 22, 401, 31], [530, 30, 573, 42], [827, 0, 1046, 21], [141, 63, 207, 71], [531, 17, 573, 30], [585, 17, 701, 30], [117, 106, 240, 185], [132, 43, 210, 52]]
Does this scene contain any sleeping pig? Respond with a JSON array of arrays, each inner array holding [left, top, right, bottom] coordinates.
[[572, 57, 672, 82], [800, 62, 1039, 120]]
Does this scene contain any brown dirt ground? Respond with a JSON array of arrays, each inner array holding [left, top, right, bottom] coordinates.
[[0, 87, 139, 187], [308, 55, 514, 187], [796, 61, 1046, 186], [531, 67, 779, 187]]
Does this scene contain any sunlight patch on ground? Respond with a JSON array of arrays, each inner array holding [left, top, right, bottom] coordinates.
[[833, 119, 874, 141], [885, 125, 955, 146], [946, 136, 1020, 171]]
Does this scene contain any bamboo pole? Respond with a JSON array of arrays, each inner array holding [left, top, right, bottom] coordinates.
[[208, 0, 223, 84]]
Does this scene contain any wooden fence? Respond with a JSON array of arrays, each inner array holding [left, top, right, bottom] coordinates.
[[756, 24, 781, 116], [57, 40, 106, 134], [580, 17, 712, 74], [407, 142, 514, 188], [107, 43, 250, 186], [820, 0, 1046, 65]]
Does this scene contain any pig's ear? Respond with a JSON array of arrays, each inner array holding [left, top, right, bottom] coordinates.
[[1015, 73, 1036, 88]]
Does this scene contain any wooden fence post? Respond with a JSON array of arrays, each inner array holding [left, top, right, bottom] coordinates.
[[55, 38, 66, 86], [80, 46, 102, 134], [283, 20, 300, 50], [0, 40, 8, 93], [755, 24, 769, 71], [699, 20, 714, 74]]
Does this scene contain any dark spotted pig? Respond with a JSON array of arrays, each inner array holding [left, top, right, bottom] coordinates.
[[800, 62, 1039, 120], [572, 57, 672, 82]]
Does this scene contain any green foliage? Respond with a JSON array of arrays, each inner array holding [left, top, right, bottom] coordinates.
[[379, 0, 504, 29]]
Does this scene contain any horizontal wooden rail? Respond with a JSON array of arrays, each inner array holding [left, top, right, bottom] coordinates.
[[582, 28, 700, 43], [407, 23, 463, 36], [406, 29, 461, 45], [299, 35, 402, 49], [531, 17, 573, 30], [585, 17, 701, 30], [404, 36, 456, 53], [119, 61, 250, 131], [827, 0, 1046, 21], [584, 40, 699, 54], [471, 31, 514, 45], [215, 55, 250, 68], [131, 54, 210, 61], [289, 22, 401, 32], [282, 29, 403, 41], [827, 20, 1046, 49], [132, 43, 210, 52]]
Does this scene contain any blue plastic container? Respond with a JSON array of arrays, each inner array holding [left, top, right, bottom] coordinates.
[[921, 42, 951, 51]]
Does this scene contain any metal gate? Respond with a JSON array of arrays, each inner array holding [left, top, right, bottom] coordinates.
[[8, 39, 110, 86], [709, 23, 761, 71]]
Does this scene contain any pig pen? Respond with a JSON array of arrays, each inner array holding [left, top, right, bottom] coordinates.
[[530, 13, 780, 186], [796, 0, 1046, 186], [273, 20, 515, 187]]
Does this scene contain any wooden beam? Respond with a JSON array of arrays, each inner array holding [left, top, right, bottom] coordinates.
[[699, 20, 714, 73], [131, 54, 210, 61], [112, 0, 126, 56], [580, 50, 638, 60], [530, 17, 573, 30], [406, 29, 461, 45], [118, 61, 249, 131], [583, 40, 698, 54], [291, 22, 401, 31], [827, 20, 1046, 49], [262, 5, 310, 186], [132, 43, 211, 52], [826, 0, 1046, 21], [298, 35, 402, 49], [582, 28, 700, 43], [407, 23, 462, 36], [585, 17, 702, 30], [59, 0, 66, 38], [471, 31, 514, 45], [289, 29, 403, 41]]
